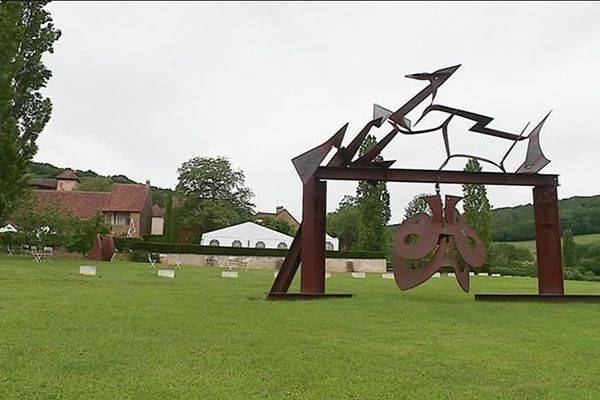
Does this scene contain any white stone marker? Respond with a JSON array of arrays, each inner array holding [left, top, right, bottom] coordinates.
[[79, 265, 96, 276], [448, 272, 456, 278], [478, 273, 489, 277], [158, 269, 175, 278], [491, 273, 501, 277], [433, 272, 441, 278], [351, 272, 366, 278], [469, 272, 475, 277], [325, 272, 331, 279], [222, 271, 238, 278], [382, 273, 394, 279]]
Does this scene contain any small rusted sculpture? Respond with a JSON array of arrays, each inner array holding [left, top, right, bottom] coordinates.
[[88, 234, 115, 261]]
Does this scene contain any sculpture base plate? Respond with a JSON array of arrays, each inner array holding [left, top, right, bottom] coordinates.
[[475, 293, 600, 303], [267, 292, 353, 300]]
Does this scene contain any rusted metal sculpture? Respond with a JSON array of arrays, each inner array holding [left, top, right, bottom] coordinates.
[[394, 194, 485, 292], [88, 234, 115, 262], [268, 64, 595, 302]]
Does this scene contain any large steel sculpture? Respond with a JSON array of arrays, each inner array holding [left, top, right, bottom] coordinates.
[[268, 65, 597, 302]]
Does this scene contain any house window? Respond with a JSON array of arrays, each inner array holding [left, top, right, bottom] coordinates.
[[209, 239, 220, 247], [232, 240, 242, 248], [277, 242, 288, 250], [326, 241, 334, 251], [255, 241, 266, 249], [111, 212, 130, 226]]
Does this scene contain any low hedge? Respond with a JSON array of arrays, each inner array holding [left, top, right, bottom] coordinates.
[[130, 242, 385, 259], [113, 237, 143, 252]]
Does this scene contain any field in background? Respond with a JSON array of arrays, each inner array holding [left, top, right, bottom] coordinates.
[[505, 232, 600, 252], [1, 256, 600, 399]]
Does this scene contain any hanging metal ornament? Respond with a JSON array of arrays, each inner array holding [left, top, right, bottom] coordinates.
[[394, 191, 486, 292]]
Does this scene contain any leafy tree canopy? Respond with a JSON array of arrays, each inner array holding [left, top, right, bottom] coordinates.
[[0, 1, 61, 224], [175, 156, 255, 242]]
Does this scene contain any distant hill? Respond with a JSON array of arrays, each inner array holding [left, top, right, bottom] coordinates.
[[492, 195, 600, 241], [388, 195, 600, 242], [29, 162, 174, 208]]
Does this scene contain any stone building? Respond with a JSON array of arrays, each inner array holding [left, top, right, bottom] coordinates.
[[28, 170, 154, 238]]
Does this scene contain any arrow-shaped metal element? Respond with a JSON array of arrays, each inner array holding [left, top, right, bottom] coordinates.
[[515, 111, 552, 174], [389, 64, 461, 128], [292, 123, 347, 184], [351, 127, 399, 167]]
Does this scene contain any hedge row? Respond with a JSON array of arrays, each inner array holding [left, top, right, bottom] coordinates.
[[130, 241, 386, 259]]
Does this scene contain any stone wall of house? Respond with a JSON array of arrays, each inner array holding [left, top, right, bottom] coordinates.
[[161, 253, 386, 273]]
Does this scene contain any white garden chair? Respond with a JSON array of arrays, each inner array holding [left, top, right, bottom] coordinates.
[[43, 247, 53, 259], [6, 245, 14, 256], [226, 256, 239, 272], [174, 255, 183, 270], [148, 253, 157, 269], [239, 257, 250, 271]]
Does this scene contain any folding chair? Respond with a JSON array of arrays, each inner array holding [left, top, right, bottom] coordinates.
[[43, 247, 53, 259], [174, 256, 183, 270], [226, 256, 238, 272], [239, 257, 250, 271], [148, 253, 157, 269], [31, 248, 43, 262], [6, 245, 14, 256]]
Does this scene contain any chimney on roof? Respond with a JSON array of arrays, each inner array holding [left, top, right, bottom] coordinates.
[[276, 206, 284, 214], [145, 179, 150, 186]]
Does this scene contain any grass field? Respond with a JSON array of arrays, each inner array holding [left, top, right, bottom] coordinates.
[[506, 232, 600, 252], [2, 256, 600, 399]]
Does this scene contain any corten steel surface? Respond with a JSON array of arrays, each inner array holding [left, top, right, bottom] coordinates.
[[88, 234, 115, 261], [314, 167, 559, 187], [533, 186, 564, 295], [300, 178, 327, 294], [267, 64, 567, 300], [394, 195, 485, 292]]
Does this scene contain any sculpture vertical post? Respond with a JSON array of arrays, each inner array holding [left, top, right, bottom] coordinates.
[[300, 177, 327, 294], [533, 185, 564, 295]]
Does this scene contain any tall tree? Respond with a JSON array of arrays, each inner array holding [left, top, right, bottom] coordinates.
[[355, 135, 391, 252], [175, 156, 255, 241], [164, 194, 175, 242], [0, 1, 61, 224], [462, 159, 492, 248], [327, 195, 360, 250], [562, 228, 577, 270]]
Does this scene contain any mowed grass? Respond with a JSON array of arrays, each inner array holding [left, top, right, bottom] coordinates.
[[2, 256, 600, 399], [506, 232, 600, 252]]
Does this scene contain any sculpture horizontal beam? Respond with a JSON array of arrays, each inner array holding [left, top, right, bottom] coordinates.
[[314, 167, 558, 187]]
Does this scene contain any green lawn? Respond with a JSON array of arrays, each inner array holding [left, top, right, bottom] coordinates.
[[2, 256, 600, 399], [506, 232, 600, 252]]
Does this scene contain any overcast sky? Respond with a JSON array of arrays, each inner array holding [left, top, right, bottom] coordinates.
[[39, 1, 600, 223]]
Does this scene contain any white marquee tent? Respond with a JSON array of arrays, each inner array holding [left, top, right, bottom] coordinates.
[[200, 221, 339, 250]]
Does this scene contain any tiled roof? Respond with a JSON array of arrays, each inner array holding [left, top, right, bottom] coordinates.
[[151, 204, 164, 217], [34, 184, 150, 218], [56, 169, 79, 181], [35, 191, 110, 218], [28, 178, 58, 190], [103, 184, 150, 212]]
